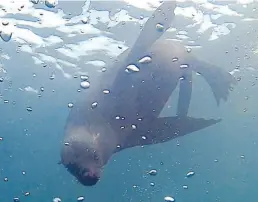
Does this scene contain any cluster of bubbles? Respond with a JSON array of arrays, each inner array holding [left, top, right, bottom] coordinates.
[[146, 168, 196, 201], [53, 196, 85, 202], [30, 0, 58, 8], [126, 56, 153, 73], [0, 21, 12, 42], [0, 0, 58, 42]]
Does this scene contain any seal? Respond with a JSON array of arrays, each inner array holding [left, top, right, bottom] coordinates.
[[60, 1, 236, 186]]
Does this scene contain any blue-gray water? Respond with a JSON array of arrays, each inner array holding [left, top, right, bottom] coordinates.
[[0, 0, 258, 201]]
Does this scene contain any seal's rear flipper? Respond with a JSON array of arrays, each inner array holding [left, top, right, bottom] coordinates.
[[126, 1, 177, 63], [124, 116, 221, 149], [193, 60, 237, 105]]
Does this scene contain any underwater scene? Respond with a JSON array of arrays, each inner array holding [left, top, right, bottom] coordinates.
[[0, 0, 258, 202]]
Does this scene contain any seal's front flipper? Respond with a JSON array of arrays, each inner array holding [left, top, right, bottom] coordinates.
[[193, 60, 237, 105], [177, 72, 193, 117], [123, 116, 221, 149]]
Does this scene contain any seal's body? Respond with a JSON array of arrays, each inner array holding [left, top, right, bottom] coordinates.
[[60, 1, 236, 186]]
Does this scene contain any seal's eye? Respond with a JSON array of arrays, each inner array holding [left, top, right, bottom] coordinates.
[[65, 163, 81, 175], [93, 152, 99, 161]]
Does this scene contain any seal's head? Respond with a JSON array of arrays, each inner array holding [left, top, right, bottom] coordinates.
[[60, 139, 102, 186]]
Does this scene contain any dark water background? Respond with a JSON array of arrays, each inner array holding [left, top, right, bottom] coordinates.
[[0, 0, 258, 201]]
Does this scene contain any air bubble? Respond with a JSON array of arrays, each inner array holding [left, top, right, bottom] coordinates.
[[148, 169, 157, 176], [80, 81, 90, 89], [49, 74, 55, 80], [53, 198, 61, 202], [156, 23, 164, 32], [77, 196, 85, 202], [164, 196, 175, 202], [103, 89, 110, 94], [13, 197, 20, 202], [150, 182, 155, 186], [126, 64, 139, 72], [186, 171, 195, 178], [138, 56, 152, 64], [68, 103, 73, 108], [172, 57, 178, 62], [91, 102, 98, 108], [131, 124, 137, 130], [180, 64, 189, 69], [30, 0, 39, 4], [2, 21, 9, 26], [26, 107, 32, 112], [45, 0, 58, 8], [0, 30, 13, 42], [81, 19, 88, 24], [80, 75, 89, 81]]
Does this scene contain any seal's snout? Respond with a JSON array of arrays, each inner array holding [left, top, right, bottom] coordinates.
[[79, 171, 100, 186], [64, 162, 100, 186]]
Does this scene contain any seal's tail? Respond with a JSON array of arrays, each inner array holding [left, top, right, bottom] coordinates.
[[192, 60, 237, 105]]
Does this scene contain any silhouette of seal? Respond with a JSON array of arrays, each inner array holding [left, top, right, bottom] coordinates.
[[60, 1, 236, 186]]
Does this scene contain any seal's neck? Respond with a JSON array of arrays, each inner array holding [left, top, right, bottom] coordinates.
[[65, 123, 119, 164]]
